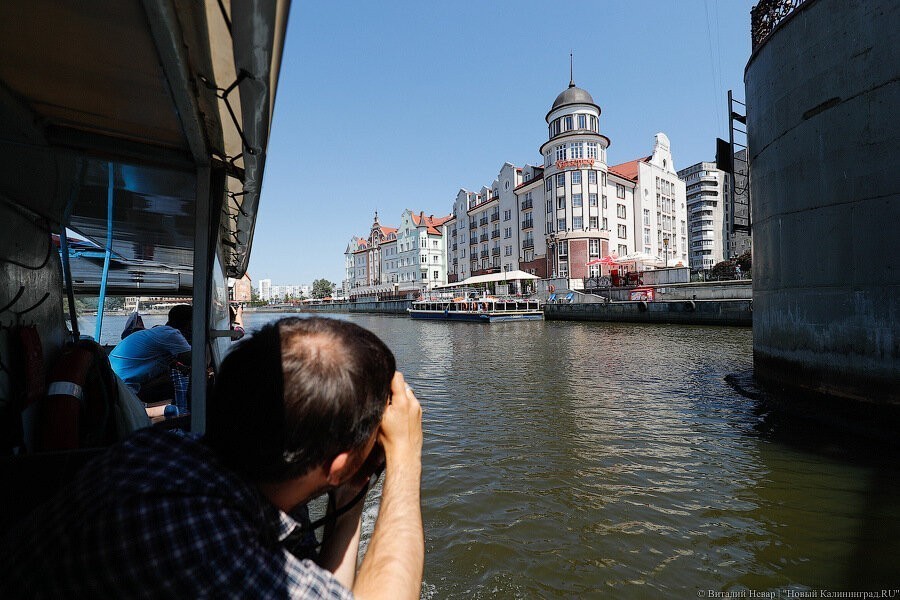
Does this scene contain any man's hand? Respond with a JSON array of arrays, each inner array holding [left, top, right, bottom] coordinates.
[[378, 372, 423, 467]]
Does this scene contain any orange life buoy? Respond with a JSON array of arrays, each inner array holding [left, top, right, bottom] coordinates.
[[548, 284, 555, 293], [37, 341, 116, 451]]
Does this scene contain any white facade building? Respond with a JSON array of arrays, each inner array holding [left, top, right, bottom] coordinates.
[[270, 284, 308, 300], [628, 134, 688, 268], [678, 161, 727, 270], [257, 278, 272, 301], [447, 163, 524, 282], [344, 210, 450, 299], [396, 209, 451, 291]]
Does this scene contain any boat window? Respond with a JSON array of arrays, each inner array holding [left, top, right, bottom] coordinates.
[[210, 254, 230, 366]]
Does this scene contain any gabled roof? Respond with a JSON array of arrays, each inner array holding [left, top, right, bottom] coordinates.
[[411, 211, 453, 235], [608, 156, 651, 182]]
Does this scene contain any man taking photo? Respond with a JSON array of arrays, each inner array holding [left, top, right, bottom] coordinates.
[[1, 317, 424, 599]]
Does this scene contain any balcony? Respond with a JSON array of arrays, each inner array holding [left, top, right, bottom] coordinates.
[[491, 212, 500, 222], [491, 230, 500, 239], [521, 219, 533, 230], [480, 233, 488, 242], [469, 222, 477, 230], [470, 238, 477, 246], [480, 250, 489, 258], [452, 243, 457, 251], [521, 198, 533, 210], [450, 229, 457, 237], [751, 0, 808, 49], [479, 217, 489, 226], [491, 247, 500, 256], [522, 239, 534, 249]]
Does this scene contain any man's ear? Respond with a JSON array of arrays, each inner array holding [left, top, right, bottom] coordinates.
[[325, 451, 352, 486]]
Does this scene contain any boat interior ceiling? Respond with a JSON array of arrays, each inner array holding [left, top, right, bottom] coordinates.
[[0, 0, 289, 296]]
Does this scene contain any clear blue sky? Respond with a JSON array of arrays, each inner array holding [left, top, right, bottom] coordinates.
[[249, 0, 757, 285]]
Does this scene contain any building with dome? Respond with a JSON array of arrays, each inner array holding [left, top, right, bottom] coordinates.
[[504, 79, 688, 288], [343, 74, 689, 291]]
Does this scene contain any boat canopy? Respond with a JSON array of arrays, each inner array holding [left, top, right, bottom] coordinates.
[[437, 270, 540, 288], [0, 0, 289, 295]]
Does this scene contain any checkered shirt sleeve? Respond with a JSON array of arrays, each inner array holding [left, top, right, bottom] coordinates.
[[0, 429, 355, 599]]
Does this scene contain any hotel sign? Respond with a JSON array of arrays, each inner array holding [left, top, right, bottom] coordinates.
[[555, 158, 595, 169]]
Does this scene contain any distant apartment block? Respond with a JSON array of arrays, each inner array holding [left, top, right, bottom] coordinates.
[[255, 279, 309, 302], [678, 161, 727, 270], [678, 153, 752, 271], [257, 278, 272, 301]]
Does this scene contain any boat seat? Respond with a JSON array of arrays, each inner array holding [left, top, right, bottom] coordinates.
[[565, 292, 575, 303], [548, 294, 557, 302]]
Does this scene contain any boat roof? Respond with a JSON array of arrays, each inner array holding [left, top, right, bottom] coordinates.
[[0, 1, 289, 295], [435, 270, 540, 288]]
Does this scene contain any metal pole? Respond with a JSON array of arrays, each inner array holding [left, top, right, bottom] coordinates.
[[191, 166, 211, 435], [95, 162, 115, 341], [60, 160, 86, 344], [727, 90, 736, 236], [58, 228, 80, 344]]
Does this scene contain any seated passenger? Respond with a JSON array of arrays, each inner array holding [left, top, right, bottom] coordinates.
[[1, 317, 424, 599], [108, 304, 192, 400]]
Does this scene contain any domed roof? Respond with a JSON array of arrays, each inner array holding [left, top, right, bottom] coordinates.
[[551, 82, 596, 112]]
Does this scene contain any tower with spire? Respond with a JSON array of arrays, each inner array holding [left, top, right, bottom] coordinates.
[[537, 57, 612, 279]]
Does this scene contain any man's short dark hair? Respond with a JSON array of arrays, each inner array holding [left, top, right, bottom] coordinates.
[[205, 317, 395, 482], [167, 304, 192, 330]]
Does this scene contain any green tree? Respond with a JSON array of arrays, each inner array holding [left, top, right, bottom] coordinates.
[[312, 278, 335, 299], [736, 249, 752, 274]]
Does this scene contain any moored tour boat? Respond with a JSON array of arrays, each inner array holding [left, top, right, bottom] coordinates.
[[408, 295, 543, 322]]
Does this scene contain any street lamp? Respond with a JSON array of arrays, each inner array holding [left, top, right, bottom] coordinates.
[[663, 236, 670, 268], [546, 232, 557, 279]]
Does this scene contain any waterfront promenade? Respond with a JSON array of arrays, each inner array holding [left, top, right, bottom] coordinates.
[[269, 280, 753, 326]]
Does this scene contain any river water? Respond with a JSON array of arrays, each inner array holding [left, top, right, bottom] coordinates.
[[86, 312, 900, 597]]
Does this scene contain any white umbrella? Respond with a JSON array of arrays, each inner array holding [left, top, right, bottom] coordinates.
[[616, 252, 659, 264]]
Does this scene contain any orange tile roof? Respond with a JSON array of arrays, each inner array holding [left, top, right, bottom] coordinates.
[[608, 156, 651, 182], [411, 212, 453, 235]]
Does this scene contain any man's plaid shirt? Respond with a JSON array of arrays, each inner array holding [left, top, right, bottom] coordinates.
[[0, 429, 354, 599]]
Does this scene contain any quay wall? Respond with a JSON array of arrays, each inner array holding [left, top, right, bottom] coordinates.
[[578, 281, 752, 303], [746, 0, 900, 404], [545, 299, 752, 327], [645, 281, 750, 301]]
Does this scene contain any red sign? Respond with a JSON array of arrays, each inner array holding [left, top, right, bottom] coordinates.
[[555, 158, 595, 170], [630, 287, 655, 302]]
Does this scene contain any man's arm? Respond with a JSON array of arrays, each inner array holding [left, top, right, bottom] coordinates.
[[316, 489, 365, 589], [352, 372, 423, 600]]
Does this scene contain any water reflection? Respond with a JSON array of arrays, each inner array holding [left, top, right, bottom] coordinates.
[[88, 313, 900, 596]]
